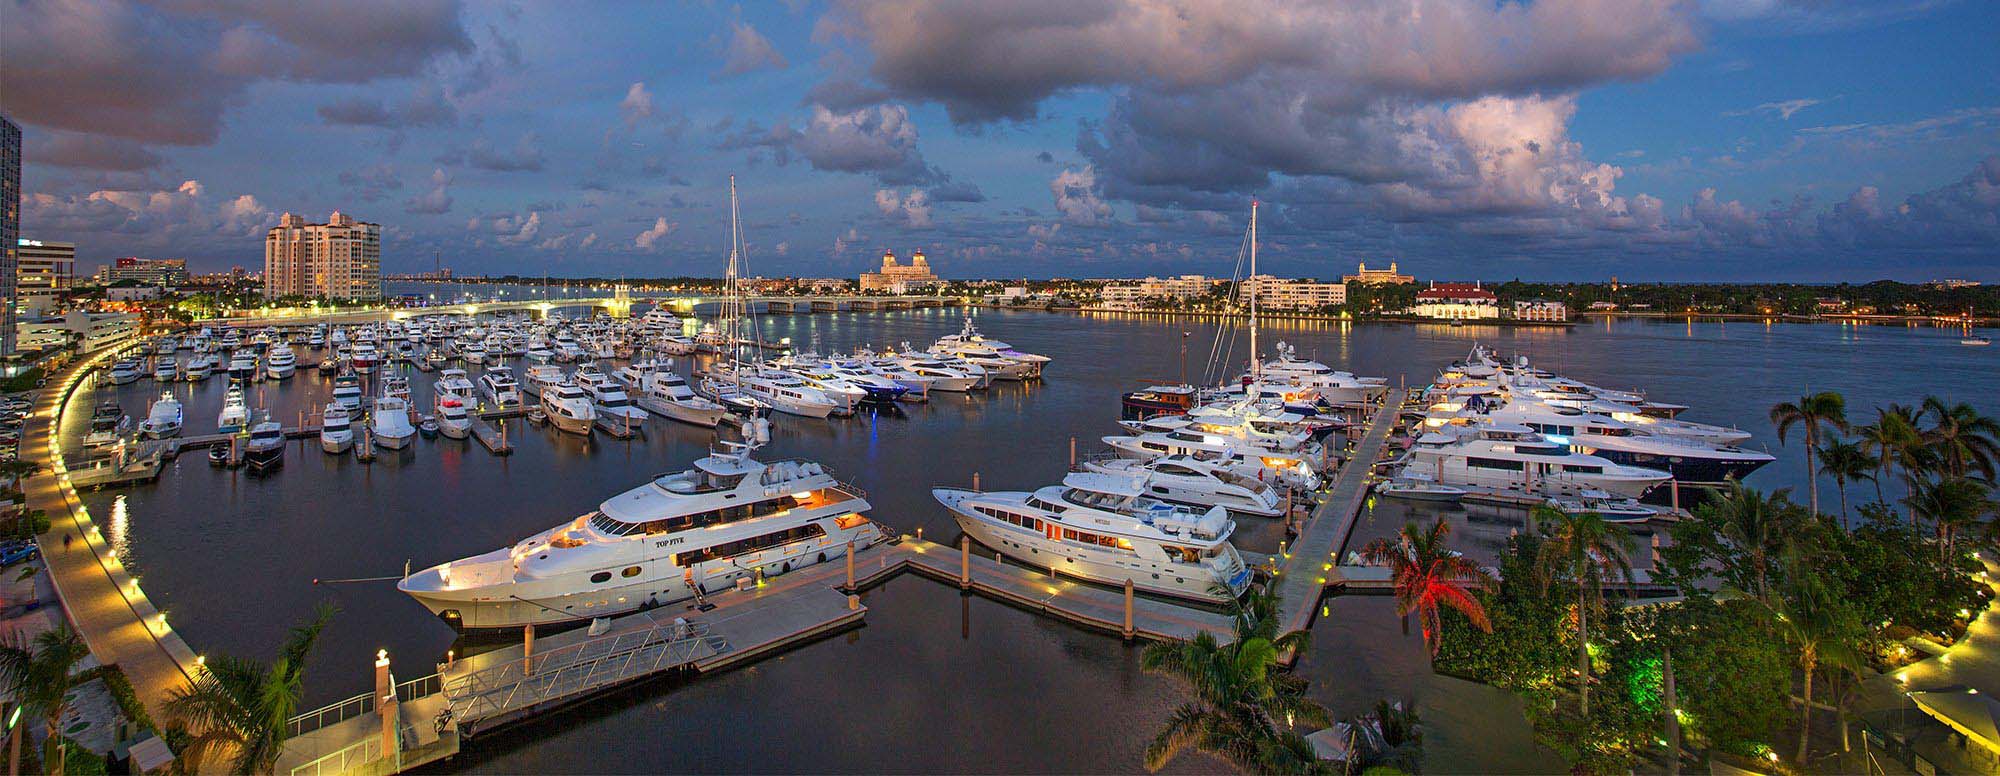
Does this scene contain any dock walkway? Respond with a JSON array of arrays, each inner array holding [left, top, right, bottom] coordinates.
[[1273, 389, 1406, 638]]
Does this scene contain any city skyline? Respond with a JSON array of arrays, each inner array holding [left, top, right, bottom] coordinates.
[[1, 1, 1997, 282]]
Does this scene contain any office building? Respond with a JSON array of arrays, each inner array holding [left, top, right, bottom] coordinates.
[[16, 239, 75, 315], [93, 257, 188, 287], [2, 115, 20, 358]]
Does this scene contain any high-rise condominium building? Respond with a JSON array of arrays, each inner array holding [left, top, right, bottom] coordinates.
[[1, 115, 21, 358], [15, 239, 75, 316], [264, 211, 382, 301]]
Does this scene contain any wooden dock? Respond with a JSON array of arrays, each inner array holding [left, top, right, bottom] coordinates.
[[470, 418, 514, 455], [1272, 389, 1407, 642], [592, 413, 642, 439]]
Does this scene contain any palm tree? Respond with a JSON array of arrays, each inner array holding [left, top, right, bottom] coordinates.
[[1340, 699, 1423, 773], [1815, 440, 1876, 529], [1920, 397, 2000, 481], [1767, 553, 1863, 767], [1905, 477, 1998, 560], [1533, 507, 1635, 717], [0, 625, 91, 775], [164, 604, 334, 774], [1858, 405, 1929, 514], [1142, 587, 1329, 773], [1359, 519, 1495, 656], [1697, 481, 1802, 602], [1771, 392, 1847, 516]]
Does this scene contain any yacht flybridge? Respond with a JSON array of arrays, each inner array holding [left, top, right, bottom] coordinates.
[[399, 429, 883, 631]]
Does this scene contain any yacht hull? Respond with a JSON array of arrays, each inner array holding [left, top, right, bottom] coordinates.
[[934, 489, 1248, 605], [320, 434, 353, 455], [1590, 449, 1771, 484]]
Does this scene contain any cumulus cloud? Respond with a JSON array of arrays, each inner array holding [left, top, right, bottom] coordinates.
[[442, 133, 546, 172], [24, 178, 274, 246], [1051, 166, 1113, 225], [620, 82, 656, 127], [497, 211, 541, 245], [874, 188, 933, 228], [1, 0, 471, 145], [721, 20, 788, 76], [634, 217, 677, 250], [798, 104, 936, 184], [404, 168, 453, 214]]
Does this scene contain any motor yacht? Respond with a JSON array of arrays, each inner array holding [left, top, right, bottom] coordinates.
[[460, 342, 488, 365], [216, 386, 250, 434], [371, 395, 416, 449], [636, 370, 728, 427], [929, 316, 1052, 379], [331, 372, 363, 411], [1424, 392, 1773, 483], [702, 365, 839, 418], [185, 353, 217, 381], [398, 436, 881, 631], [435, 398, 472, 439], [151, 357, 178, 382], [1251, 342, 1388, 406], [140, 391, 183, 439], [1101, 426, 1321, 491], [382, 374, 412, 403], [1081, 455, 1285, 517], [481, 366, 523, 408], [524, 341, 556, 364], [350, 342, 382, 375], [320, 402, 355, 454], [245, 421, 285, 474], [541, 380, 596, 435], [434, 368, 476, 404], [108, 359, 143, 385], [934, 471, 1251, 604], [1374, 473, 1468, 502], [1399, 425, 1670, 500], [226, 351, 258, 382], [265, 345, 297, 380], [587, 379, 647, 425], [888, 353, 985, 391]]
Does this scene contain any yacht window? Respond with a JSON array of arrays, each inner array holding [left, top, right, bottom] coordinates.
[[1563, 465, 1603, 474], [589, 572, 611, 584], [621, 566, 643, 578], [1467, 457, 1525, 472], [1060, 528, 1122, 549], [1516, 445, 1567, 457], [673, 524, 827, 565]]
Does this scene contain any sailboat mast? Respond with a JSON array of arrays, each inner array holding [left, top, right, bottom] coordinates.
[[726, 176, 744, 387], [1249, 200, 1259, 383]]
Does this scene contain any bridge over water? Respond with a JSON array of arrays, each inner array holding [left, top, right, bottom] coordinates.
[[205, 293, 962, 327]]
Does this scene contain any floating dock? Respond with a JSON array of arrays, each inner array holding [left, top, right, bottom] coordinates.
[[1273, 389, 1407, 642], [469, 418, 514, 455]]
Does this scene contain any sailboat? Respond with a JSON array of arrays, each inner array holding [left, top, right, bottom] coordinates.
[[699, 178, 805, 418]]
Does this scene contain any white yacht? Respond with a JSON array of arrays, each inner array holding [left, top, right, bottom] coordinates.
[[227, 351, 259, 382], [1251, 342, 1388, 405], [151, 357, 178, 382], [587, 378, 647, 425], [371, 395, 416, 449], [1082, 455, 1285, 518], [553, 335, 587, 363], [540, 380, 597, 435], [636, 370, 728, 427], [185, 353, 217, 381], [1423, 391, 1773, 483], [460, 342, 488, 365], [887, 354, 984, 391], [524, 341, 556, 364], [245, 421, 285, 474], [265, 345, 297, 380], [1400, 425, 1670, 500], [330, 372, 363, 411], [140, 391, 183, 439], [934, 472, 1251, 604], [435, 398, 472, 439], [481, 366, 523, 408], [216, 386, 249, 434], [702, 366, 839, 418], [434, 368, 476, 404], [320, 402, 355, 454], [108, 359, 143, 385], [522, 365, 565, 400], [930, 316, 1052, 379], [1101, 427, 1321, 491], [398, 437, 882, 631], [350, 342, 382, 375]]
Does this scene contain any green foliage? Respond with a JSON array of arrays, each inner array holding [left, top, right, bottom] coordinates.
[[1823, 515, 1987, 643], [1140, 586, 1332, 774], [0, 368, 44, 393], [1434, 532, 1570, 691]]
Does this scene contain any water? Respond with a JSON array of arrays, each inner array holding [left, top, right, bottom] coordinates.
[[64, 310, 1991, 773]]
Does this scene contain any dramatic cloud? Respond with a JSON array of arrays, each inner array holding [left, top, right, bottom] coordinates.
[[496, 211, 541, 245], [874, 188, 933, 228], [32, 131, 164, 171], [404, 168, 453, 214], [721, 20, 788, 76], [634, 217, 677, 250], [24, 179, 274, 244], [0, 0, 472, 145], [1051, 166, 1112, 225], [797, 104, 935, 184]]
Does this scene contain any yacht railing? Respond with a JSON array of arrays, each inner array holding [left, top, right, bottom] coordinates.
[[442, 619, 726, 724], [287, 690, 375, 738]]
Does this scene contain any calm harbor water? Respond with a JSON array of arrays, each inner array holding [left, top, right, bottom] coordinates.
[[61, 308, 1992, 773]]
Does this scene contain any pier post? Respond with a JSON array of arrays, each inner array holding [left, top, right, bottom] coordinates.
[[959, 536, 971, 590], [1122, 580, 1135, 640], [972, 472, 980, 492], [845, 540, 856, 589], [1668, 479, 1680, 512], [1069, 437, 1076, 468], [522, 624, 535, 676], [375, 650, 398, 760]]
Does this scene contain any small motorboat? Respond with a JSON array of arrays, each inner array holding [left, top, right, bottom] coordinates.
[[1547, 491, 1656, 522], [418, 417, 440, 440], [208, 445, 230, 467], [527, 407, 548, 426], [1963, 335, 1991, 346], [1375, 475, 1467, 502]]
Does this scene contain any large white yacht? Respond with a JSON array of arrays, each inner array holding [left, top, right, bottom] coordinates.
[[929, 316, 1052, 379], [371, 395, 416, 450], [636, 370, 728, 427], [320, 402, 355, 454], [1399, 425, 1670, 499], [1082, 456, 1285, 517], [398, 437, 882, 631], [265, 345, 297, 380], [586, 377, 647, 425], [435, 398, 472, 440], [216, 386, 249, 434], [702, 366, 839, 418], [330, 372, 363, 411], [140, 391, 184, 439], [434, 368, 476, 404], [1251, 342, 1388, 406], [480, 366, 522, 408], [350, 342, 382, 375], [1422, 390, 1774, 483], [108, 359, 143, 385], [540, 380, 596, 435], [227, 351, 259, 382], [934, 472, 1252, 604]]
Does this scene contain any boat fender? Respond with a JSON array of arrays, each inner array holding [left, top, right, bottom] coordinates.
[[780, 561, 790, 574]]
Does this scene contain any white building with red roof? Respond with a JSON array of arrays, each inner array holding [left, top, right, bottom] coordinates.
[[1412, 281, 1499, 320]]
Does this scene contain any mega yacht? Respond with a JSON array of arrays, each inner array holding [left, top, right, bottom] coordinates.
[[933, 472, 1251, 604], [398, 438, 882, 630], [888, 353, 985, 391], [636, 370, 728, 427], [1399, 425, 1670, 499], [151, 357, 178, 382], [481, 366, 523, 408], [371, 395, 416, 449], [540, 380, 596, 435], [930, 316, 1052, 379], [216, 386, 250, 434], [245, 421, 285, 474], [108, 359, 143, 385], [1082, 455, 1285, 518], [1251, 342, 1388, 405], [435, 398, 472, 439], [434, 368, 476, 404], [702, 366, 839, 418], [320, 402, 355, 454], [140, 391, 183, 439], [265, 345, 297, 380], [1423, 392, 1773, 483], [1100, 426, 1321, 490]]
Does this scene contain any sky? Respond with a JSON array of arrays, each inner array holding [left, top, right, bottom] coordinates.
[[3, 0, 1998, 282]]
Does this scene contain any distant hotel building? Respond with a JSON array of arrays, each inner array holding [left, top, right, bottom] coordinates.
[[1412, 282, 1499, 319], [2, 114, 21, 358], [1343, 261, 1414, 285], [1100, 275, 1222, 309], [1512, 299, 1569, 322], [16, 239, 75, 316], [858, 249, 943, 293], [1240, 275, 1348, 312], [93, 258, 188, 287], [265, 211, 382, 301]]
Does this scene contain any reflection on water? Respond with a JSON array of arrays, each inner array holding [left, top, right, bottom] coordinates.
[[71, 309, 1991, 773]]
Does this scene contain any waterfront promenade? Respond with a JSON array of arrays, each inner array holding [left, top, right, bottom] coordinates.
[[25, 345, 204, 723]]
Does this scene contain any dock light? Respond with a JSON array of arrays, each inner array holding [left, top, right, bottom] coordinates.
[[6, 706, 19, 731], [1764, 752, 1779, 763], [1961, 609, 1973, 618], [376, 649, 390, 667]]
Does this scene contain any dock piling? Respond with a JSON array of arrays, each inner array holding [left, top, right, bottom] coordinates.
[[959, 536, 970, 590], [1122, 580, 1135, 640], [375, 650, 397, 760], [972, 472, 980, 492], [523, 624, 535, 676], [845, 540, 855, 590], [1069, 437, 1076, 468]]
